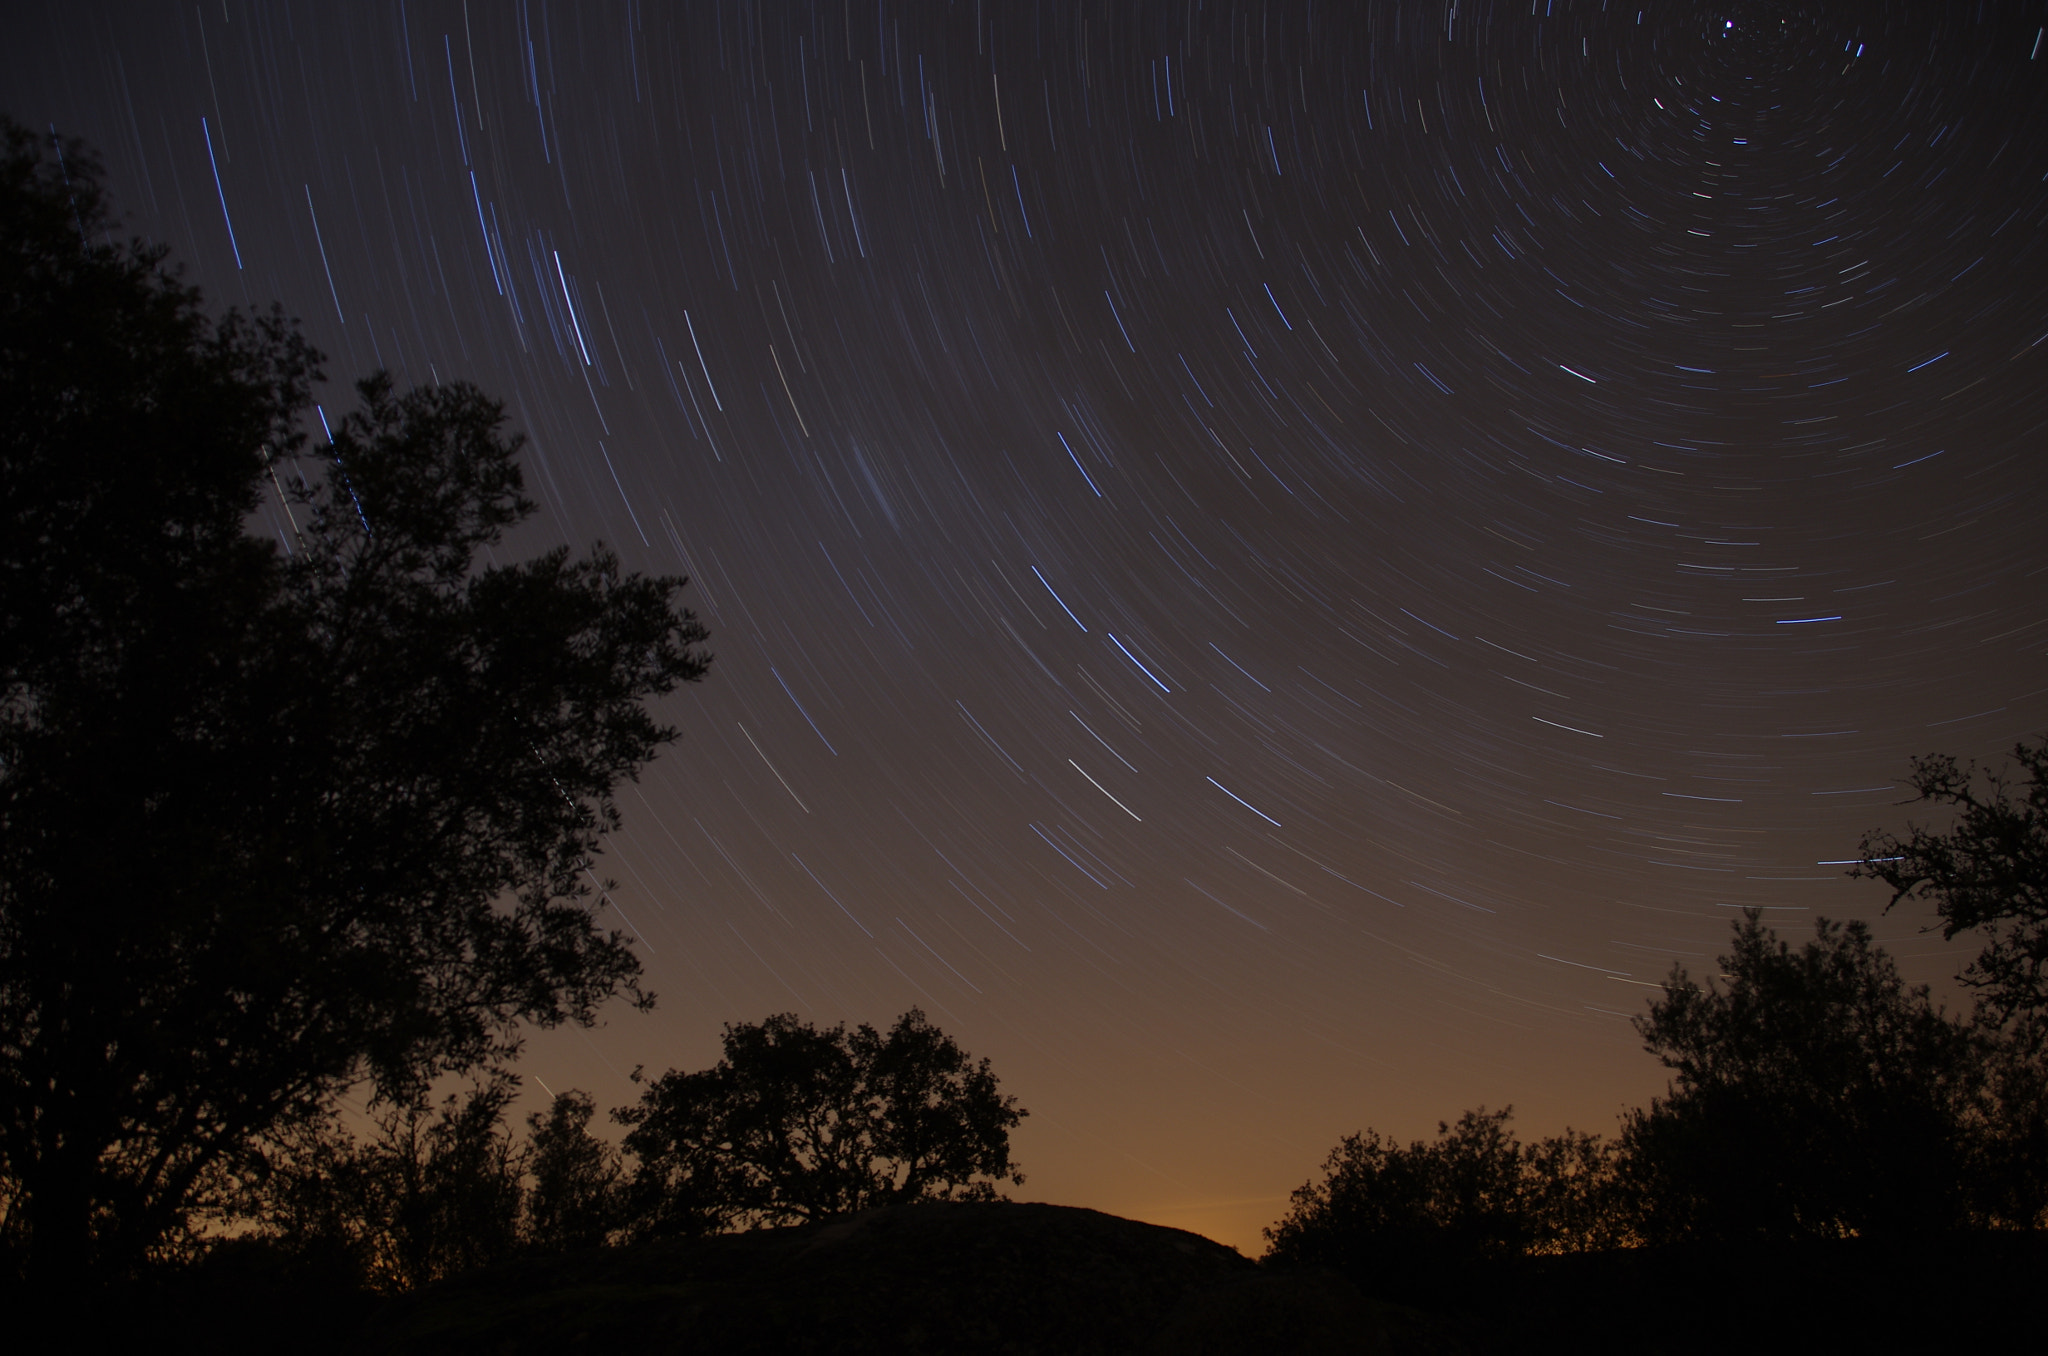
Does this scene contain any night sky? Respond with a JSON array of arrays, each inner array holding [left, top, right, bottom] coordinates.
[[9, 2, 2047, 1252]]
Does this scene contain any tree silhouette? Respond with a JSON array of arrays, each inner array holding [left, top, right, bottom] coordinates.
[[250, 1077, 526, 1292], [0, 121, 709, 1286], [522, 1090, 625, 1253], [1619, 909, 1982, 1242], [1263, 1107, 1623, 1300], [615, 1009, 1025, 1236], [1856, 737, 2048, 1033]]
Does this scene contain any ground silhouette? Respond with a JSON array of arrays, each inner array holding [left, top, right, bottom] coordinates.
[[364, 1200, 1466, 1355]]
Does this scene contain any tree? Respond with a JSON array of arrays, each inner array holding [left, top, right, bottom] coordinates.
[[250, 1077, 526, 1292], [1262, 1107, 1623, 1297], [1856, 737, 2048, 1032], [246, 1079, 629, 1290], [0, 121, 710, 1285], [614, 1009, 1025, 1236], [522, 1089, 625, 1253], [1618, 910, 1983, 1242], [1852, 738, 2048, 1229]]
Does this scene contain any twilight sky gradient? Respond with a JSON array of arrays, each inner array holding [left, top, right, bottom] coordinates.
[[8, 2, 2046, 1252]]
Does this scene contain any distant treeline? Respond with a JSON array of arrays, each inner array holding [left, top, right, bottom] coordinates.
[[222, 897, 2048, 1300], [236, 1008, 1024, 1294], [1265, 917, 2047, 1299], [1261, 735, 2048, 1303]]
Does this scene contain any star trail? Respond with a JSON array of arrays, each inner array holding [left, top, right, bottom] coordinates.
[[9, 2, 2045, 1251]]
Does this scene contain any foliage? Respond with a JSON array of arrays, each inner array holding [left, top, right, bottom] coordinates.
[[1855, 737, 2048, 1030], [252, 1078, 526, 1292], [1963, 1020, 2048, 1229], [0, 120, 709, 1284], [1262, 1107, 1625, 1293], [522, 1090, 625, 1253], [248, 1079, 627, 1292], [1618, 909, 1983, 1242], [1518, 1125, 1630, 1254], [615, 1009, 1025, 1236]]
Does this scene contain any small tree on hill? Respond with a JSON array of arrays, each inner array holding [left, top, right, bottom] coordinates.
[[615, 1009, 1025, 1236]]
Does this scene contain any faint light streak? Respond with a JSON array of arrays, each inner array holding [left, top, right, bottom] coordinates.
[[200, 116, 241, 268], [597, 441, 650, 545], [584, 868, 651, 951], [1010, 164, 1033, 237], [1263, 283, 1292, 330], [737, 722, 808, 813], [304, 186, 346, 320], [768, 343, 809, 435], [1032, 566, 1087, 630], [896, 917, 981, 992], [684, 309, 724, 409], [1210, 642, 1270, 691], [1108, 633, 1172, 692], [1070, 760, 1142, 820], [1030, 823, 1109, 888], [840, 168, 869, 255], [1057, 431, 1103, 496], [1539, 954, 1632, 976], [443, 35, 471, 165], [1070, 711, 1138, 772], [552, 250, 592, 364], [1206, 776, 1281, 827], [467, 172, 503, 296], [1104, 290, 1137, 351], [1186, 877, 1269, 930], [794, 854, 873, 936], [771, 666, 837, 754], [957, 702, 1027, 778]]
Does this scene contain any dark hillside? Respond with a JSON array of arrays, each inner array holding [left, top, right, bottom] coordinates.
[[364, 1201, 1466, 1355]]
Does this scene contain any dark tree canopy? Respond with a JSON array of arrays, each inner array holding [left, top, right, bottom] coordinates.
[[1856, 737, 2048, 1031], [252, 1077, 528, 1294], [615, 1009, 1025, 1236], [1262, 1107, 1622, 1299], [1620, 909, 1981, 1242], [521, 1090, 625, 1255], [0, 121, 709, 1284]]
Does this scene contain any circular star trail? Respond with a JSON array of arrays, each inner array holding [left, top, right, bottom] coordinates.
[[9, 2, 2045, 1249]]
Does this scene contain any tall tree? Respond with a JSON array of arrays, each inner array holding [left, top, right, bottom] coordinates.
[[1619, 910, 1982, 1242], [1856, 737, 2048, 1032], [615, 1009, 1025, 1237], [0, 122, 709, 1284]]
